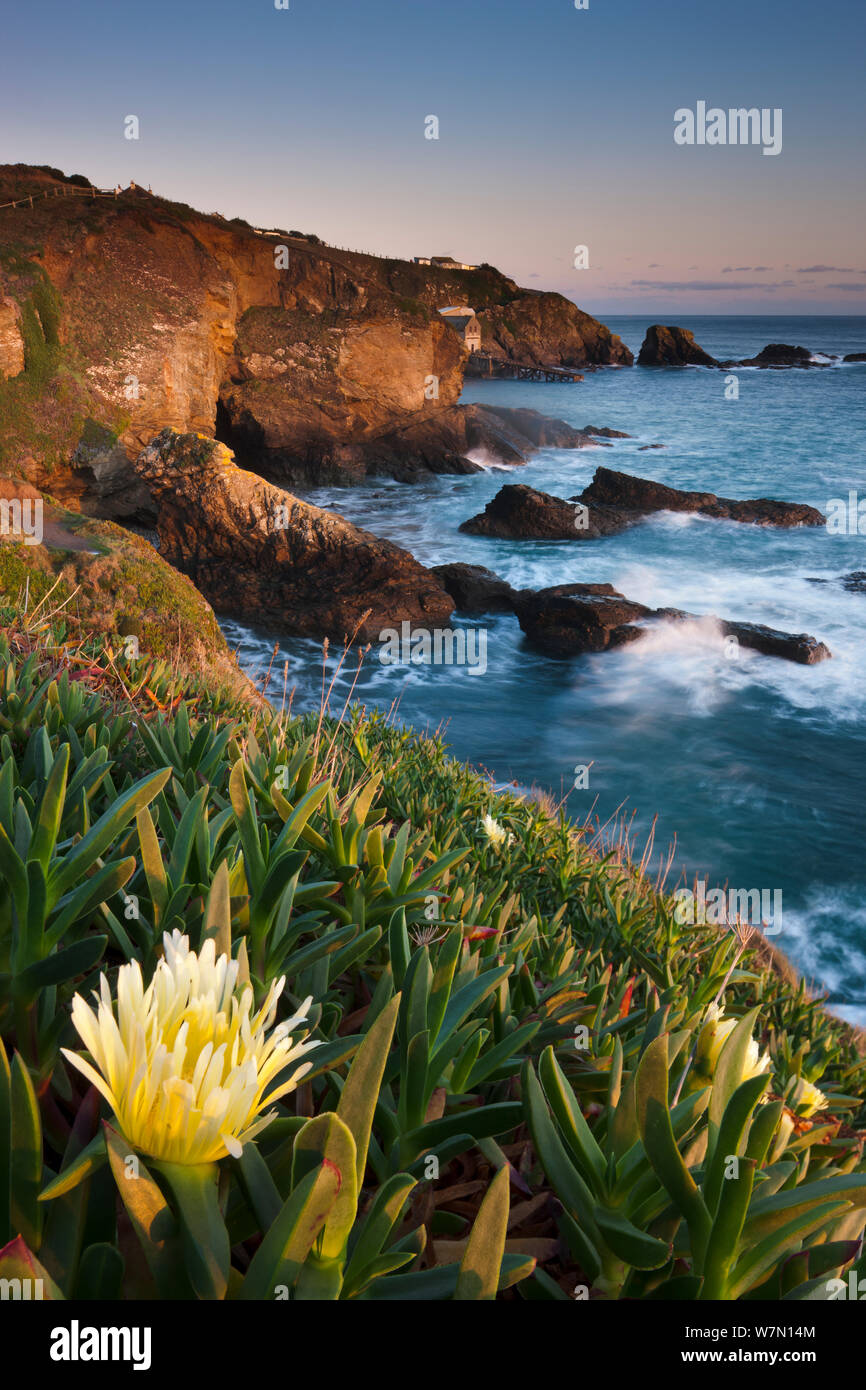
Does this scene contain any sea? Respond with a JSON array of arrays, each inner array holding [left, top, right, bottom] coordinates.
[[219, 316, 866, 1023]]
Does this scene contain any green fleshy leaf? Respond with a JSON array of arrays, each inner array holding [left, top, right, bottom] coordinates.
[[104, 1125, 191, 1300], [240, 1161, 341, 1300], [291, 1112, 357, 1261], [336, 992, 400, 1189], [74, 1241, 125, 1299], [10, 1054, 42, 1251], [455, 1164, 510, 1300]]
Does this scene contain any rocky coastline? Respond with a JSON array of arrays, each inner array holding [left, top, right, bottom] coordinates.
[[0, 163, 857, 672]]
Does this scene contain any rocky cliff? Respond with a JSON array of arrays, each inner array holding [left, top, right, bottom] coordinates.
[[134, 429, 455, 640], [0, 295, 24, 378], [476, 293, 632, 369], [0, 164, 631, 503], [218, 303, 466, 484]]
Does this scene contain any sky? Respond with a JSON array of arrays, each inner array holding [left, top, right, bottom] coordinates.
[[2, 0, 864, 315]]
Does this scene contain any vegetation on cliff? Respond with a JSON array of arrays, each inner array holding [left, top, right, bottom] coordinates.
[[1, 603, 864, 1301], [0, 485, 249, 694]]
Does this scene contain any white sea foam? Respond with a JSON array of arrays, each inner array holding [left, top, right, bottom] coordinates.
[[778, 887, 866, 1025], [464, 448, 515, 471]]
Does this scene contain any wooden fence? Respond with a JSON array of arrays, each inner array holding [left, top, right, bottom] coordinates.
[[0, 184, 131, 212]]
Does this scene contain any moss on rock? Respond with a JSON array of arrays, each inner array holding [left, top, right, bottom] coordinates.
[[0, 483, 252, 695]]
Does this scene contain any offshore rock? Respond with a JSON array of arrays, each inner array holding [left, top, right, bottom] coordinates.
[[579, 467, 825, 528], [637, 325, 718, 367], [459, 483, 635, 541], [514, 584, 831, 664]]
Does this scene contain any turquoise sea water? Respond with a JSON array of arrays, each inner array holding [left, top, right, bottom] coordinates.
[[220, 316, 866, 1021]]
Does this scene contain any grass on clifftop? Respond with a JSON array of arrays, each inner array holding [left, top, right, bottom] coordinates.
[[0, 613, 865, 1301]]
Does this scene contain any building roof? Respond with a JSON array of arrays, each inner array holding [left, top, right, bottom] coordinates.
[[416, 255, 479, 270], [439, 309, 480, 335]]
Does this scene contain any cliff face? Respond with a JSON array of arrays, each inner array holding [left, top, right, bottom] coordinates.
[[345, 255, 633, 367], [477, 294, 633, 368], [0, 164, 630, 503], [134, 429, 455, 639], [0, 296, 24, 377], [218, 304, 466, 484]]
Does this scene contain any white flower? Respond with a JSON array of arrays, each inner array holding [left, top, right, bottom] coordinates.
[[789, 1075, 827, 1118], [481, 813, 514, 848], [62, 930, 319, 1164], [694, 1002, 771, 1084]]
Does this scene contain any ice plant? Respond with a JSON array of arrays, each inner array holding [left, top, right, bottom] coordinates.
[[680, 1001, 772, 1098], [480, 813, 513, 848], [695, 1002, 771, 1083], [789, 1075, 827, 1117], [62, 930, 319, 1164]]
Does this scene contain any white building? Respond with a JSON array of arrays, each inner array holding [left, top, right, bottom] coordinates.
[[439, 305, 481, 353], [413, 255, 479, 271]]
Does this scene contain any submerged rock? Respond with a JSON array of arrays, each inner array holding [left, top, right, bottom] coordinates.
[[718, 343, 830, 369], [134, 428, 454, 641], [637, 325, 718, 367], [426, 558, 831, 665], [807, 571, 866, 593], [581, 425, 632, 439], [514, 583, 831, 664], [657, 610, 832, 664], [738, 343, 813, 367], [513, 584, 651, 654]]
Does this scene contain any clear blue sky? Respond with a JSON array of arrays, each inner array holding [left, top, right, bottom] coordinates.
[[2, 0, 864, 313]]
